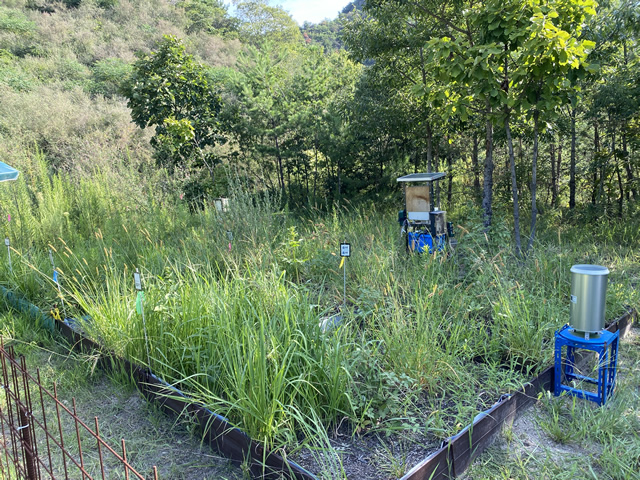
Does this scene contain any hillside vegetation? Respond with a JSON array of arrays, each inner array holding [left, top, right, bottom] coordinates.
[[0, 1, 638, 478]]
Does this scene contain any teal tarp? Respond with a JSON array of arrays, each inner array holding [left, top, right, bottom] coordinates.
[[0, 162, 19, 182]]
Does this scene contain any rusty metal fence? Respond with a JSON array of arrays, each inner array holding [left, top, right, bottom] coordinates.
[[0, 339, 159, 480]]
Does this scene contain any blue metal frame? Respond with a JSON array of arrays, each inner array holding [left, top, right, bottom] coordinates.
[[554, 324, 619, 405]]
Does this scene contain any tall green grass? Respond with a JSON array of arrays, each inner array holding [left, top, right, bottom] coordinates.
[[0, 151, 638, 460]]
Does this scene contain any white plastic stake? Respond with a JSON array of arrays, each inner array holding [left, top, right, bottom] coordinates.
[[49, 249, 67, 320], [5, 238, 11, 274], [134, 268, 151, 368]]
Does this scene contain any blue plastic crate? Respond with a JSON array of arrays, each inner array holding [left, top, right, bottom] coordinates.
[[408, 232, 445, 253]]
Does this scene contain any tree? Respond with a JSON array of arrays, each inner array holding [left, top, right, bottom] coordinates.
[[177, 0, 239, 37], [224, 43, 293, 197], [426, 0, 596, 254], [233, 0, 303, 47], [122, 35, 225, 199], [344, 0, 498, 229], [584, 0, 640, 212]]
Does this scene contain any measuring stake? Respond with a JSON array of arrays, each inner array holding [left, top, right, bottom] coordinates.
[[340, 242, 351, 311], [49, 249, 67, 320], [134, 268, 151, 368], [5, 238, 11, 274]]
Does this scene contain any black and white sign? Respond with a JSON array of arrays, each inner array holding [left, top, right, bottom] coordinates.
[[4, 238, 9, 247], [340, 243, 351, 257]]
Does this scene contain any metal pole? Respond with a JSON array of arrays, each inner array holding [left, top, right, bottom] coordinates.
[[55, 272, 67, 320], [343, 257, 346, 310], [18, 407, 36, 480], [141, 299, 150, 368], [51, 251, 67, 320]]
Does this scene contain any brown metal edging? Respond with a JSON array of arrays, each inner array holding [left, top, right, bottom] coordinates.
[[400, 307, 636, 480], [54, 318, 317, 480]]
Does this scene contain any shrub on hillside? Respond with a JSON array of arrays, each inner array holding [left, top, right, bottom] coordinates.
[[0, 85, 153, 176], [89, 57, 131, 97], [0, 7, 36, 34]]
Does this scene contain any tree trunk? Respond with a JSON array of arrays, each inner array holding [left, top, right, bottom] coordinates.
[[592, 121, 600, 205], [616, 161, 623, 216], [313, 133, 318, 202], [286, 157, 291, 196], [482, 101, 494, 231], [622, 132, 636, 199], [506, 116, 522, 255], [447, 143, 453, 206], [556, 137, 562, 208], [598, 120, 607, 207], [472, 133, 480, 197], [550, 142, 557, 207], [570, 107, 576, 209], [426, 122, 433, 173], [433, 139, 440, 205], [273, 131, 285, 198], [527, 110, 539, 251], [612, 127, 623, 215], [304, 158, 309, 199]]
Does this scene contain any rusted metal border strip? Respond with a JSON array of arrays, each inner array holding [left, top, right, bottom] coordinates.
[[401, 307, 636, 480], [54, 318, 317, 480], [2, 284, 635, 480]]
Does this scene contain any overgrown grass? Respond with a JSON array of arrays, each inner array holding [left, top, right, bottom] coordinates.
[[0, 152, 637, 477]]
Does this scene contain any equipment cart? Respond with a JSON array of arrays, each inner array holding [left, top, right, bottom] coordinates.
[[397, 172, 455, 253]]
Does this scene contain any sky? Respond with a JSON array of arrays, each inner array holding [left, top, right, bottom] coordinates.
[[275, 0, 350, 25]]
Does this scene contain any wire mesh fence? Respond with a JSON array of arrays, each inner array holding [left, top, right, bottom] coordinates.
[[0, 338, 159, 480]]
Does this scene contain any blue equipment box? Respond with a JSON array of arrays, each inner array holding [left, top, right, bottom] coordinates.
[[408, 232, 445, 253]]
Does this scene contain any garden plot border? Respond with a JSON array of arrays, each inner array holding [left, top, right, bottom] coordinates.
[[401, 307, 636, 480], [1, 283, 635, 480], [0, 285, 314, 479]]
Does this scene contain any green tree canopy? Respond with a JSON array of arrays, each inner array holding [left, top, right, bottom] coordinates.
[[177, 0, 239, 37], [233, 0, 303, 47], [122, 35, 225, 198]]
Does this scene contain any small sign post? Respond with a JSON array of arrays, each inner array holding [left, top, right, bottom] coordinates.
[[49, 249, 67, 320], [340, 242, 350, 310], [4, 237, 11, 274], [134, 268, 151, 367]]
